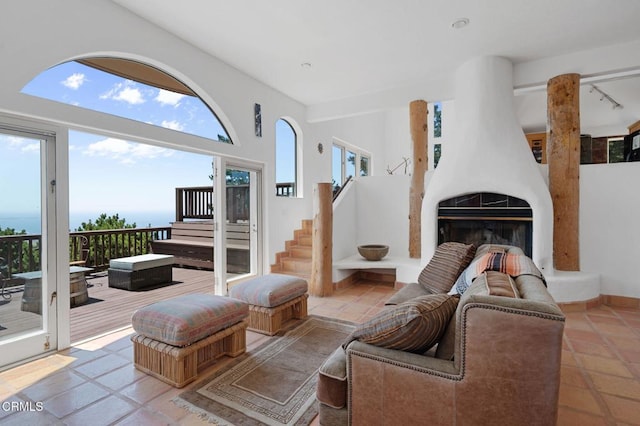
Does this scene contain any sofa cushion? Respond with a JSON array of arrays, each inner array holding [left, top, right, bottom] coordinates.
[[483, 271, 520, 298], [228, 273, 308, 307], [418, 242, 476, 294], [317, 347, 348, 409], [384, 282, 432, 305], [131, 293, 248, 346], [344, 294, 459, 353]]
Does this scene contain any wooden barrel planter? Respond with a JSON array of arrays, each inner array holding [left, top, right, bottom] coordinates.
[[69, 270, 89, 307], [17, 266, 92, 314]]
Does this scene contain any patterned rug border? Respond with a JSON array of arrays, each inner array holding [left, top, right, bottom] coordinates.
[[173, 315, 355, 426]]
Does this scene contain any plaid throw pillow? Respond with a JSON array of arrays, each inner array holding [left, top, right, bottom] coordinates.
[[418, 242, 476, 294], [343, 294, 459, 353]]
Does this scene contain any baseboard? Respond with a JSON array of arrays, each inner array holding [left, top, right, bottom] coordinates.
[[333, 270, 396, 290], [558, 294, 640, 312]]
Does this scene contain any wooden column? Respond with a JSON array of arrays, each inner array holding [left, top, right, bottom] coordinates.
[[547, 73, 580, 271], [409, 100, 428, 258], [310, 182, 333, 296]]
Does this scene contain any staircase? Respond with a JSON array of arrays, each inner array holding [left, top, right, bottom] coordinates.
[[270, 220, 313, 280]]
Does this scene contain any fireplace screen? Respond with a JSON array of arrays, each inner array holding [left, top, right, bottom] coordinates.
[[438, 193, 532, 256]]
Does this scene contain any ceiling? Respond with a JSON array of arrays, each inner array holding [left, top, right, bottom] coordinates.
[[114, 0, 640, 131]]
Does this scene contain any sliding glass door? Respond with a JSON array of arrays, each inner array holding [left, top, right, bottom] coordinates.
[[0, 126, 57, 368]]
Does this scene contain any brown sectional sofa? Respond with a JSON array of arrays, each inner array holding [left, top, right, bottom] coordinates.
[[317, 244, 565, 426]]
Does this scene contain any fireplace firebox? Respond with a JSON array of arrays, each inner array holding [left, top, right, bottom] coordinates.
[[438, 193, 532, 257]]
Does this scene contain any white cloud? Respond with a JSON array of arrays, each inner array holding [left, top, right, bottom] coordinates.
[[155, 89, 185, 107], [161, 120, 184, 131], [83, 138, 173, 164], [62, 73, 86, 90], [2, 136, 40, 153], [100, 80, 145, 105], [6, 136, 28, 148], [21, 143, 41, 153]]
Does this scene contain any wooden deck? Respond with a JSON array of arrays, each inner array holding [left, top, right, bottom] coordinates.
[[0, 267, 216, 344]]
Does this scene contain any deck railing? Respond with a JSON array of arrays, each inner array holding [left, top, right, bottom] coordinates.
[[70, 227, 171, 271], [0, 227, 171, 279], [175, 185, 250, 223], [175, 186, 214, 221]]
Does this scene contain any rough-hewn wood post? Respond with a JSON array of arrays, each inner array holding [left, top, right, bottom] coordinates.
[[409, 100, 428, 258], [547, 73, 580, 271], [310, 182, 333, 296]]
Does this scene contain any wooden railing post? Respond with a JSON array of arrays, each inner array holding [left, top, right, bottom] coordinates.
[[547, 73, 580, 271], [175, 188, 184, 222], [310, 182, 333, 297]]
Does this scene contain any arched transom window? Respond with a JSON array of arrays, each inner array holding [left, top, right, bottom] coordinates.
[[22, 57, 232, 143]]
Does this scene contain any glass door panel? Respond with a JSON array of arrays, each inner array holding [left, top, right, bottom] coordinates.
[[0, 127, 56, 368], [225, 165, 260, 284]]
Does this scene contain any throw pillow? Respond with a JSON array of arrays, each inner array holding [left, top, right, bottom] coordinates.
[[455, 251, 544, 295], [343, 294, 459, 353], [418, 242, 476, 294]]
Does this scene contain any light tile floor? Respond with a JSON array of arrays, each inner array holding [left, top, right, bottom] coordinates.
[[0, 280, 638, 425]]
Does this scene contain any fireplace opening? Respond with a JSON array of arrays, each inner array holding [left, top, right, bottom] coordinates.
[[438, 193, 533, 257]]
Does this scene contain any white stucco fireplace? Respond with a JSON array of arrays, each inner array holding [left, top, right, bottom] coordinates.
[[421, 55, 600, 303], [421, 56, 554, 271]]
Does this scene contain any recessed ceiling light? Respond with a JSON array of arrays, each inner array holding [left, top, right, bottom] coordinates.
[[301, 62, 312, 68], [451, 18, 469, 29]]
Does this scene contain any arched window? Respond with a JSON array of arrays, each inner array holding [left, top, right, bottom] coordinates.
[[21, 57, 232, 143], [275, 119, 297, 197]]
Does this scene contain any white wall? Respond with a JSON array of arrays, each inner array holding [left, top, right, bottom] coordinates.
[[355, 176, 410, 257], [332, 184, 358, 262], [581, 162, 640, 298]]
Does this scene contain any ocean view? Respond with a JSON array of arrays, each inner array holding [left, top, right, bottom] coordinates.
[[0, 211, 175, 234]]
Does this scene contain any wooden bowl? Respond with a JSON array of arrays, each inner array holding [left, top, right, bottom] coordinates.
[[357, 244, 389, 261]]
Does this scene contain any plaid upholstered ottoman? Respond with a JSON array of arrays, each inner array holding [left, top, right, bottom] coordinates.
[[130, 293, 248, 387], [229, 273, 308, 335]]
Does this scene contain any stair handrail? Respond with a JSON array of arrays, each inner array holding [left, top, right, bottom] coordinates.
[[332, 175, 353, 202]]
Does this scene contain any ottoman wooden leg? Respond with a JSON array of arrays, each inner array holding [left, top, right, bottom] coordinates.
[[292, 294, 308, 319], [247, 294, 309, 336], [223, 322, 247, 357]]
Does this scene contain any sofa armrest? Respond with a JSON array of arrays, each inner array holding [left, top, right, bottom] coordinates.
[[346, 340, 458, 376]]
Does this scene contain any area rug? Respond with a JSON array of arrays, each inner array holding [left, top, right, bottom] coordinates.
[[174, 315, 355, 425]]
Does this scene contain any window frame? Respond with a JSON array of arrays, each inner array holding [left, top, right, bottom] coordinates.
[[332, 139, 371, 191]]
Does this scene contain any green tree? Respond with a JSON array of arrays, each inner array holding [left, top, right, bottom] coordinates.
[[74, 213, 147, 266], [0, 226, 26, 236], [75, 213, 136, 231], [434, 102, 442, 138], [0, 226, 38, 275]]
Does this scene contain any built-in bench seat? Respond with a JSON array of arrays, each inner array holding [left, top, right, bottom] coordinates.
[[150, 221, 250, 270]]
